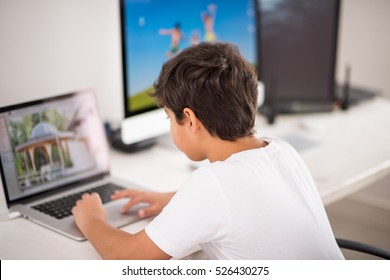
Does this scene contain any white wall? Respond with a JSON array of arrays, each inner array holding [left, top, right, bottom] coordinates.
[[0, 0, 389, 122], [336, 0, 390, 96], [0, 0, 123, 122]]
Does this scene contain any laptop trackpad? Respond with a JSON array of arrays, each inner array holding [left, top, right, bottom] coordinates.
[[106, 199, 148, 227]]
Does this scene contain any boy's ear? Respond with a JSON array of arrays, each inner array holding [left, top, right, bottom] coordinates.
[[183, 107, 201, 132]]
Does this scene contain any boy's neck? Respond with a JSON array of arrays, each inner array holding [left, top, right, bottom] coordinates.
[[205, 136, 267, 163]]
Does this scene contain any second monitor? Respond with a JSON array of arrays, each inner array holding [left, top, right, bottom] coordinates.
[[118, 0, 259, 150]]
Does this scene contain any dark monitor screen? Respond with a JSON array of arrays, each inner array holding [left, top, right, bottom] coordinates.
[[258, 0, 340, 113], [120, 0, 259, 118]]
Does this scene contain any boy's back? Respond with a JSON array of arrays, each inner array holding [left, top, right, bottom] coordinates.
[[146, 137, 344, 259]]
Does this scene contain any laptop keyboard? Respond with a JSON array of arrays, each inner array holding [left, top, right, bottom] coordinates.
[[32, 183, 125, 220]]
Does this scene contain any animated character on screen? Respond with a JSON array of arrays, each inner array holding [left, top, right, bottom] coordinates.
[[201, 4, 217, 42], [159, 22, 184, 58], [190, 30, 200, 46]]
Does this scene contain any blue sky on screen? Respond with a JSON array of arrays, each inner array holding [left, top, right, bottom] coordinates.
[[124, 0, 256, 96]]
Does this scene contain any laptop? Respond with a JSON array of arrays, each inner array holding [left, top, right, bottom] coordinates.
[[0, 89, 146, 241]]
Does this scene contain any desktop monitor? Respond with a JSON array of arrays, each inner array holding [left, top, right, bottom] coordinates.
[[257, 0, 340, 121], [119, 0, 259, 149]]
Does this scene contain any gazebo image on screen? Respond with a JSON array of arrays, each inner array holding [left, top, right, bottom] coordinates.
[[8, 105, 95, 190]]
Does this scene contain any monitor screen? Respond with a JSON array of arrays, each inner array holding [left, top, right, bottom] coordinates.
[[120, 0, 259, 118], [258, 0, 340, 114], [0, 90, 110, 204]]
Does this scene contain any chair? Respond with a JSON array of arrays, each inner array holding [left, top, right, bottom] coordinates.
[[336, 238, 390, 259]]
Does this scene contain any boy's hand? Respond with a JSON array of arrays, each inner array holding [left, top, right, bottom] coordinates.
[[111, 190, 175, 218], [72, 193, 108, 235]]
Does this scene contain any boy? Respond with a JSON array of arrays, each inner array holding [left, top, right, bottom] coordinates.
[[72, 42, 344, 260]]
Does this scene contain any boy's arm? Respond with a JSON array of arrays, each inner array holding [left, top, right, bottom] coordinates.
[[85, 221, 170, 260], [72, 193, 171, 259]]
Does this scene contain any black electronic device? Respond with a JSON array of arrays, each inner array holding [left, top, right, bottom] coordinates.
[[257, 0, 341, 123]]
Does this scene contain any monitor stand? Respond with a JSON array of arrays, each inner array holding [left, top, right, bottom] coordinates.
[[109, 128, 157, 153]]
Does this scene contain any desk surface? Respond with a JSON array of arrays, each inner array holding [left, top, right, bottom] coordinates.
[[1, 97, 389, 259]]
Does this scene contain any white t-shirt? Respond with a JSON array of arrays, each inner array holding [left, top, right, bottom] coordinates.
[[145, 137, 344, 259]]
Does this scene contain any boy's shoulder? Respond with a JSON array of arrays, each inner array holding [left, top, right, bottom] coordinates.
[[190, 137, 298, 177], [227, 136, 295, 160]]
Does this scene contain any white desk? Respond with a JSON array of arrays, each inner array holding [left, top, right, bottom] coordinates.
[[1, 97, 389, 259]]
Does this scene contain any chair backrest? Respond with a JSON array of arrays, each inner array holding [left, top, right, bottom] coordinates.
[[336, 238, 390, 260]]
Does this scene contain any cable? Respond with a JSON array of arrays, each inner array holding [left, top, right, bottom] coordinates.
[[0, 211, 22, 222]]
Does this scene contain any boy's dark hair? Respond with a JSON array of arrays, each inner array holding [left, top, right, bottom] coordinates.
[[152, 42, 258, 141]]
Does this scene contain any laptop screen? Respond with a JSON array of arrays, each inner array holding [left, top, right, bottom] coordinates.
[[0, 90, 110, 204]]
